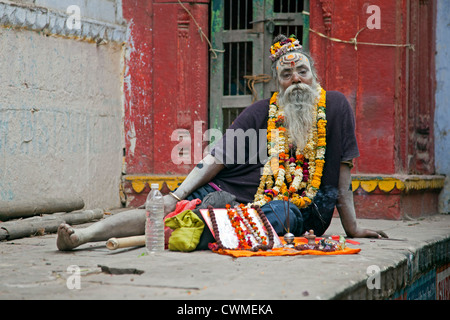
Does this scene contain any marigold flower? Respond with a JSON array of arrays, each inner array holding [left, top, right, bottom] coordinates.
[[311, 179, 321, 189], [315, 159, 325, 167], [317, 138, 326, 147], [270, 92, 278, 104]]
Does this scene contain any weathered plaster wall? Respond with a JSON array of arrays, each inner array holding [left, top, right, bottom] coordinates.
[[0, 0, 126, 210], [435, 0, 450, 214]]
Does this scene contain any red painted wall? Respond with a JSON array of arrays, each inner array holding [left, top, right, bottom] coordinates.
[[310, 0, 401, 175], [123, 0, 209, 176], [122, 1, 437, 217], [310, 0, 436, 177], [123, 0, 154, 174], [123, 0, 434, 178], [310, 0, 438, 219]]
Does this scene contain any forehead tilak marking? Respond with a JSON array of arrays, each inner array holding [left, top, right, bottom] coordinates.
[[278, 52, 303, 67]]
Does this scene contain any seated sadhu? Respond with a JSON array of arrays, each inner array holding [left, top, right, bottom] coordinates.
[[57, 34, 387, 251]]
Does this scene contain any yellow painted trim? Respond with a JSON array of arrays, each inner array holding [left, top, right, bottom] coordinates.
[[396, 180, 406, 191], [360, 180, 378, 193], [124, 174, 444, 195], [125, 175, 187, 193], [351, 175, 445, 193], [131, 180, 146, 193], [378, 180, 397, 193], [403, 177, 445, 192]]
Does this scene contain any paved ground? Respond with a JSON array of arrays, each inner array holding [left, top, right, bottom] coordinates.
[[1, 211, 449, 301]]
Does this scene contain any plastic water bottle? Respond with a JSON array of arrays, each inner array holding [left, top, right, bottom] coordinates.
[[145, 183, 165, 253]]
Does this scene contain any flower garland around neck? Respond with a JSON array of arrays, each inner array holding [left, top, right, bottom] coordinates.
[[252, 87, 327, 210]]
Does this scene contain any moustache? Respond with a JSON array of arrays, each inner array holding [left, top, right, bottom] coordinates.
[[285, 83, 313, 95], [283, 83, 316, 104]]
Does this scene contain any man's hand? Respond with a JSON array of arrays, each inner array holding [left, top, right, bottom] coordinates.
[[346, 227, 388, 239]]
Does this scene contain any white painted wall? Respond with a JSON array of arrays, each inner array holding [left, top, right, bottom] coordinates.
[[0, 0, 125, 210]]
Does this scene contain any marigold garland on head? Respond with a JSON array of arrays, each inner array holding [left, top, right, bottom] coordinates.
[[269, 35, 303, 62]]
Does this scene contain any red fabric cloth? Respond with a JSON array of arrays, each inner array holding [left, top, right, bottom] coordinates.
[[163, 199, 201, 248]]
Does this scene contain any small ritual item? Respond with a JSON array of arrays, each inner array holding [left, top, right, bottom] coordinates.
[[284, 233, 295, 248], [200, 204, 283, 250], [304, 230, 316, 245]]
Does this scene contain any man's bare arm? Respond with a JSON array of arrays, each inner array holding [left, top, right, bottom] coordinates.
[[163, 154, 225, 214], [336, 162, 388, 238]]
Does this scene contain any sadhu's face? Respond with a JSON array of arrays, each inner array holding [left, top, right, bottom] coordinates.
[[276, 52, 314, 92]]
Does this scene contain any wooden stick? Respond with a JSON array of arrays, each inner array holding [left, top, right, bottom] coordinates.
[[0, 209, 104, 241], [106, 235, 145, 250], [285, 200, 290, 233], [287, 200, 290, 233], [268, 202, 288, 234], [0, 197, 85, 221]]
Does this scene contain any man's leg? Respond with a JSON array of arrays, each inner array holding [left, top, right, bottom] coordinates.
[[57, 209, 146, 251], [260, 200, 303, 236]]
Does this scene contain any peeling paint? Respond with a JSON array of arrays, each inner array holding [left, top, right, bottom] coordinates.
[[127, 122, 136, 157]]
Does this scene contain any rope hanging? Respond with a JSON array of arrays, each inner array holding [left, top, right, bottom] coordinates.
[[177, 0, 224, 58], [309, 26, 415, 51], [243, 74, 272, 103]]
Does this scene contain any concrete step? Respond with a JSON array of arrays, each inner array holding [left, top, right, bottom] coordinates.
[[0, 213, 448, 300]]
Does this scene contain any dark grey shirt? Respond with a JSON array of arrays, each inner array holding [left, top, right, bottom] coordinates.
[[211, 91, 359, 204]]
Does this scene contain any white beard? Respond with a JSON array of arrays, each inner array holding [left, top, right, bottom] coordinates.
[[277, 82, 320, 150]]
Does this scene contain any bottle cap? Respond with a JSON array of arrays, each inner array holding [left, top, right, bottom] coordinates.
[[151, 183, 159, 189]]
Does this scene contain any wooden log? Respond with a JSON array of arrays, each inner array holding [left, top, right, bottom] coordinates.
[[0, 209, 104, 241], [106, 235, 145, 250], [0, 197, 85, 221]]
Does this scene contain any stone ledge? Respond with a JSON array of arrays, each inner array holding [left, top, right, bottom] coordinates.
[[1, 214, 449, 300], [0, 0, 126, 43], [332, 234, 450, 300]]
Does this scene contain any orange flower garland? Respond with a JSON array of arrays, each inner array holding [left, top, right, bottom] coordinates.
[[236, 204, 267, 246], [252, 87, 327, 210], [219, 204, 273, 250], [226, 204, 250, 249]]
